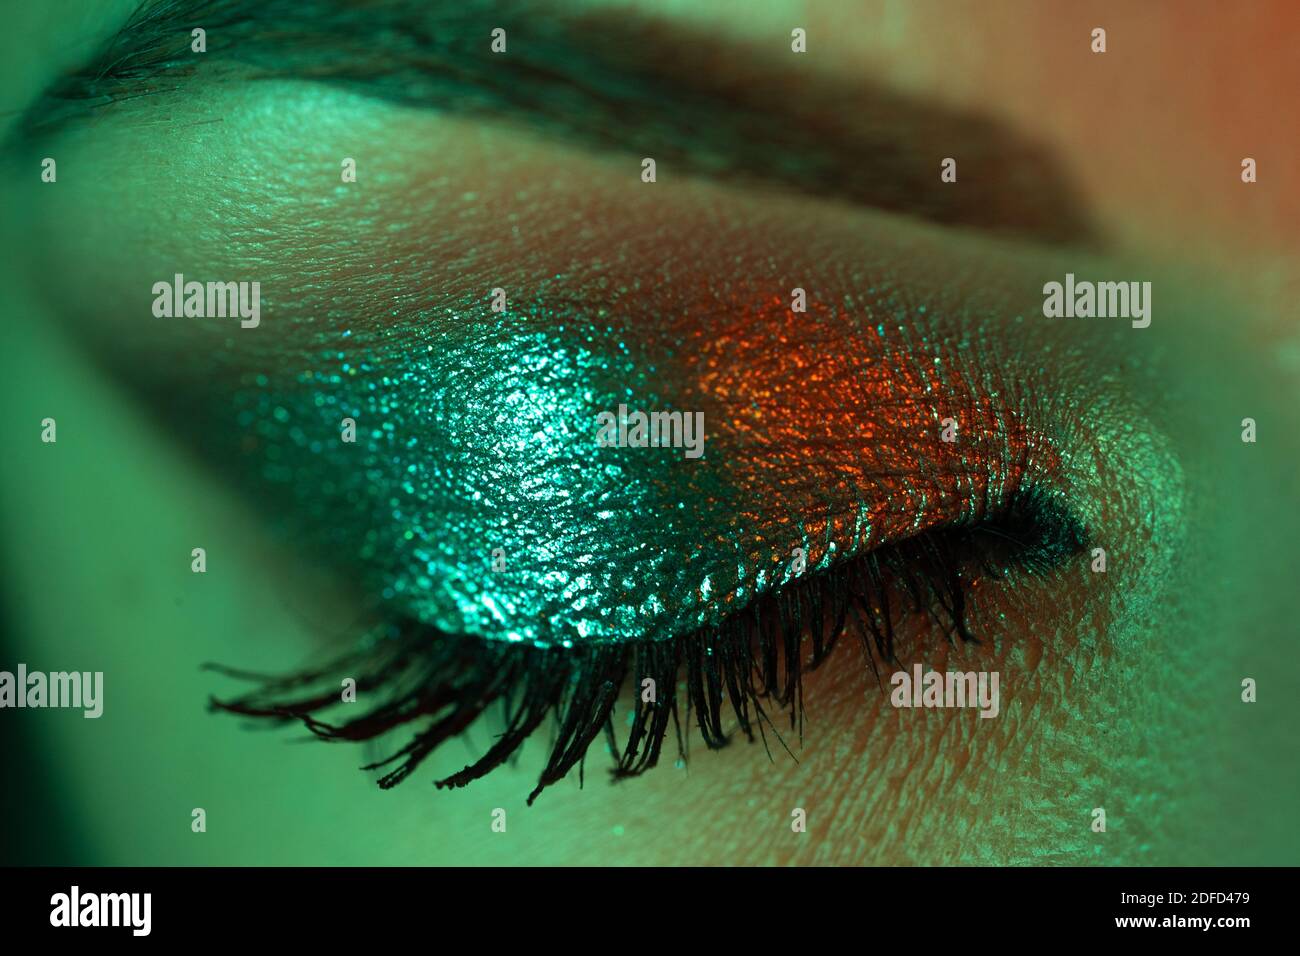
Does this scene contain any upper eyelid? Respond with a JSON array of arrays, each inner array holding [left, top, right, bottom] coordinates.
[[10, 5, 1144, 650], [8, 93, 1127, 649], [17, 0, 1097, 246]]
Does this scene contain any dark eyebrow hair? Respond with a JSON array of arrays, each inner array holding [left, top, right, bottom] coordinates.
[[16, 0, 1098, 246]]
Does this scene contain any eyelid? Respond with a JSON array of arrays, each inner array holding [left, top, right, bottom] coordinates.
[[208, 473, 1083, 803], [16, 86, 1176, 652]]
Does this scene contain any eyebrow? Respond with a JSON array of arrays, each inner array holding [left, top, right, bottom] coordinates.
[[16, 0, 1098, 246]]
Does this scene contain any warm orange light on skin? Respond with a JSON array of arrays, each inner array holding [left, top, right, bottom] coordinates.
[[0, 0, 1294, 868]]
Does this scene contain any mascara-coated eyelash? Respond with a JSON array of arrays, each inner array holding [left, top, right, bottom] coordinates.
[[209, 487, 1086, 803]]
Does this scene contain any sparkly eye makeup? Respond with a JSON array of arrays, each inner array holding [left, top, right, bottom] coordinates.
[[10, 0, 1178, 802], [211, 483, 1088, 802], [13, 0, 1297, 880]]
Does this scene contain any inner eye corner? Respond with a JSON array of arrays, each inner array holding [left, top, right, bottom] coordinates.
[[975, 482, 1092, 572]]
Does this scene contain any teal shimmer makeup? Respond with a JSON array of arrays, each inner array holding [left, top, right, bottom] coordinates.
[[14, 80, 1181, 652]]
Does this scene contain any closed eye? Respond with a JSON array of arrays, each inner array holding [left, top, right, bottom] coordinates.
[[209, 481, 1086, 803], [9, 0, 1181, 802]]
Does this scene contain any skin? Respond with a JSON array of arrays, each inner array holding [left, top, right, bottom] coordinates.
[[1, 0, 1296, 866]]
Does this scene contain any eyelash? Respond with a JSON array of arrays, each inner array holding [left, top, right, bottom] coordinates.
[[209, 485, 1085, 802]]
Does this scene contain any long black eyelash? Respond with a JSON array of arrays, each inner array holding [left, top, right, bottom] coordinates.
[[208, 488, 1086, 804]]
